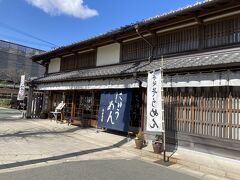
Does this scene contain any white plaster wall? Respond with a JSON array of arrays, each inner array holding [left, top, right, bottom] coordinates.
[[96, 43, 120, 66], [48, 58, 60, 73]]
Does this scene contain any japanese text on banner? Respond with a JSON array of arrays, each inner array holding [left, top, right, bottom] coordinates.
[[146, 70, 164, 132], [17, 75, 25, 101]]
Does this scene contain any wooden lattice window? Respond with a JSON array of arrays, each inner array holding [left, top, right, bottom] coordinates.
[[60, 51, 96, 72], [75, 51, 96, 69], [121, 37, 153, 62], [164, 87, 240, 141], [60, 55, 75, 71], [63, 92, 73, 119], [121, 27, 199, 62], [204, 15, 240, 48], [74, 91, 100, 121], [156, 26, 199, 56]]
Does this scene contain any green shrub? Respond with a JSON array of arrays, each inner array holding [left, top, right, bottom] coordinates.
[[0, 99, 11, 107]]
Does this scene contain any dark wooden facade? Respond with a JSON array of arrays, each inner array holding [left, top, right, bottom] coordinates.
[[56, 14, 240, 73], [165, 87, 240, 141], [60, 50, 96, 72], [31, 0, 240, 156], [122, 14, 240, 63]]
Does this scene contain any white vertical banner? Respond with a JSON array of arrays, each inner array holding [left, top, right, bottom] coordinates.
[[17, 75, 25, 101], [146, 69, 164, 132]]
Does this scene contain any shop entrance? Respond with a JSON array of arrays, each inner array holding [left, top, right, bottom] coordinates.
[[50, 89, 144, 131], [129, 89, 144, 132], [51, 91, 63, 111], [62, 90, 100, 127]]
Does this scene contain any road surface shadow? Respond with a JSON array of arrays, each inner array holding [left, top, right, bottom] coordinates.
[[0, 127, 80, 138], [0, 138, 129, 170]]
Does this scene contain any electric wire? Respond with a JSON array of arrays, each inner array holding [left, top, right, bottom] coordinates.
[[0, 21, 58, 48], [0, 33, 55, 48]]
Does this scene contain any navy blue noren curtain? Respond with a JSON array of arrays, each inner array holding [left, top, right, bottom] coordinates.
[[98, 89, 132, 132]]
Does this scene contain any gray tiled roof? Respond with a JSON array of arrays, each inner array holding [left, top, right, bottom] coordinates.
[[34, 47, 240, 83], [33, 0, 217, 59]]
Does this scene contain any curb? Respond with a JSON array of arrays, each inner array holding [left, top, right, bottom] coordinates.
[[121, 145, 240, 180]]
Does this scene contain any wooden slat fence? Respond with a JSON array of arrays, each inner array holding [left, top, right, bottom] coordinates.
[[164, 87, 240, 141], [31, 91, 43, 118]]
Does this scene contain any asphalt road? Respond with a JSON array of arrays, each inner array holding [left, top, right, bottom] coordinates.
[[0, 108, 201, 180], [0, 159, 199, 180], [0, 108, 23, 120]]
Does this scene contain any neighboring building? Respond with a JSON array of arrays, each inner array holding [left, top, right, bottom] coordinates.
[[31, 0, 240, 158], [0, 40, 45, 99]]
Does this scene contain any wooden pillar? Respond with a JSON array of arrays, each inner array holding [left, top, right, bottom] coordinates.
[[191, 92, 195, 134], [141, 88, 146, 131], [229, 88, 233, 140], [224, 87, 228, 139], [26, 83, 33, 119], [200, 88, 203, 135], [237, 88, 240, 141], [71, 91, 76, 119]]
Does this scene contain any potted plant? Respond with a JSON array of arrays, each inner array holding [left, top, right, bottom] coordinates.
[[135, 131, 144, 149], [152, 135, 162, 154]]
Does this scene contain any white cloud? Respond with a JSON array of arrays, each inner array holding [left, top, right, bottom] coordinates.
[[25, 0, 98, 19]]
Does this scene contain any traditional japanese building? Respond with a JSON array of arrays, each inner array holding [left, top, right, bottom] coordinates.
[[31, 0, 240, 157]]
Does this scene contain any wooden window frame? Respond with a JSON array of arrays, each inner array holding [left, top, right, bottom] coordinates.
[[60, 50, 96, 72]]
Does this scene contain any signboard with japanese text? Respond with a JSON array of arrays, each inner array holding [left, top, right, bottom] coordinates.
[[17, 75, 25, 101], [146, 69, 164, 132], [98, 89, 132, 132]]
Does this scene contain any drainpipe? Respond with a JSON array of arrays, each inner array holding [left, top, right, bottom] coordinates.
[[134, 25, 154, 62]]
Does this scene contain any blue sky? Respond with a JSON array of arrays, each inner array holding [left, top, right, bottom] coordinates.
[[0, 0, 203, 51]]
